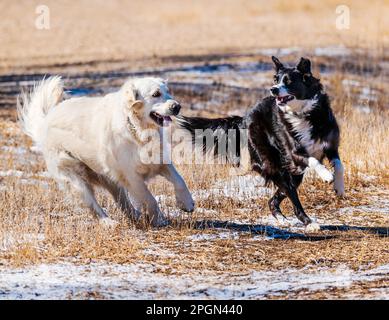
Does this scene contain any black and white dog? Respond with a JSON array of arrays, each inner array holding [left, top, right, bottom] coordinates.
[[177, 56, 344, 231]]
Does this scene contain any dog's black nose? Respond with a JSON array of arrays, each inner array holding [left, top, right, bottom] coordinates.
[[270, 87, 279, 96], [171, 103, 181, 115]]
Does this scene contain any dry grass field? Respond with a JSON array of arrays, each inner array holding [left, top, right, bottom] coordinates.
[[0, 0, 388, 299], [1, 0, 388, 73]]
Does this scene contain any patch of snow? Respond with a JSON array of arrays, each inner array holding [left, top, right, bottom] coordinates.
[[168, 66, 270, 89], [0, 170, 50, 190], [342, 79, 378, 104], [0, 233, 45, 251], [355, 105, 372, 114], [360, 87, 378, 102], [0, 146, 28, 155], [255, 46, 353, 58], [143, 247, 177, 258], [339, 205, 389, 215], [0, 262, 388, 299], [194, 207, 219, 216], [258, 214, 309, 233], [0, 170, 24, 178], [187, 231, 241, 241], [356, 173, 378, 182], [314, 46, 351, 57], [19, 179, 50, 188], [193, 175, 272, 201], [256, 47, 301, 56], [0, 170, 49, 179], [30, 146, 41, 154], [337, 194, 389, 216], [342, 79, 362, 87]]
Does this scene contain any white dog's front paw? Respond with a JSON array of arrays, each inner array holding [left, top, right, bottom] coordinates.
[[176, 192, 195, 213], [305, 222, 321, 233]]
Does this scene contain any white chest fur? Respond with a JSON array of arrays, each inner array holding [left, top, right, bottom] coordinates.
[[283, 111, 324, 160]]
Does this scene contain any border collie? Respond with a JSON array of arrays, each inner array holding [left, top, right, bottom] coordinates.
[[177, 57, 344, 231]]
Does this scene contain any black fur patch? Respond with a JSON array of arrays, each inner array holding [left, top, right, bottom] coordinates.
[[178, 115, 244, 163]]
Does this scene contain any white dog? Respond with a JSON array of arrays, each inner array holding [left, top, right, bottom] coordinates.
[[17, 76, 195, 227]]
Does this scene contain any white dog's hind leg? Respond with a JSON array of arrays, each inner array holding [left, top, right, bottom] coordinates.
[[331, 158, 345, 196], [46, 152, 111, 221], [123, 175, 168, 227], [161, 164, 195, 212], [72, 176, 110, 220], [99, 177, 140, 220]]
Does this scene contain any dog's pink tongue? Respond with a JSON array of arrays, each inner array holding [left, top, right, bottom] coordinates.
[[163, 116, 172, 127]]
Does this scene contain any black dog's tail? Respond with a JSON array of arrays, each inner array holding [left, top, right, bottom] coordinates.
[[176, 115, 246, 164]]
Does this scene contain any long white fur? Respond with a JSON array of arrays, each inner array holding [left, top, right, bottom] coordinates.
[[17, 76, 194, 227], [17, 76, 64, 148]]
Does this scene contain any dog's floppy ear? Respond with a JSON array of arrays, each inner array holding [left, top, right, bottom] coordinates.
[[297, 57, 312, 76], [130, 100, 144, 113], [272, 56, 284, 72], [126, 98, 146, 145], [122, 80, 144, 112], [122, 80, 139, 103]]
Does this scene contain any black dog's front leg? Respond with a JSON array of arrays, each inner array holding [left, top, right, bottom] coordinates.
[[268, 174, 304, 220], [324, 148, 345, 196], [268, 189, 287, 219], [271, 172, 311, 226]]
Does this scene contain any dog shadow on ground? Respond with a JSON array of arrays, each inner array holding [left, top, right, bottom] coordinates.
[[192, 220, 389, 241], [319, 225, 389, 237]]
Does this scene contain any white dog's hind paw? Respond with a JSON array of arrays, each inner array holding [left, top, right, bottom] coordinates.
[[99, 217, 119, 229], [132, 209, 142, 221], [305, 222, 321, 233], [176, 193, 195, 213]]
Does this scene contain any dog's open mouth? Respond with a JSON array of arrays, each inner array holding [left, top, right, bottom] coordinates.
[[276, 95, 294, 105], [150, 111, 172, 127]]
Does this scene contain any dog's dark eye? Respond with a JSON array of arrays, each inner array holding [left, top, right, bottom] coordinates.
[[283, 76, 291, 85], [273, 75, 279, 84], [152, 91, 161, 98]]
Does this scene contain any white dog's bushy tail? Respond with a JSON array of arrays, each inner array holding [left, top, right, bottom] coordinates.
[[17, 76, 64, 147]]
